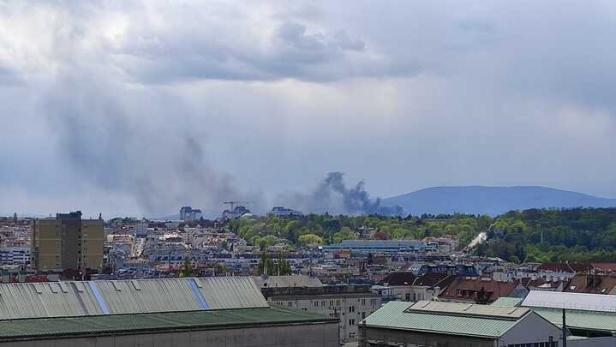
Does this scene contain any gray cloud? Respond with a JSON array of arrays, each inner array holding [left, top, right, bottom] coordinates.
[[0, 1, 616, 217]]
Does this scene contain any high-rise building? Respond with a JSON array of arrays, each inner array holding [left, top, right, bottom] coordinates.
[[179, 206, 203, 221], [31, 211, 104, 273]]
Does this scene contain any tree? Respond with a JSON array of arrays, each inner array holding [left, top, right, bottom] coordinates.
[[180, 259, 193, 277], [298, 233, 323, 247], [332, 227, 356, 243], [257, 253, 292, 275]]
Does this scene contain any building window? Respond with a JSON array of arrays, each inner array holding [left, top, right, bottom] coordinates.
[[361, 298, 366, 305], [349, 306, 355, 313], [349, 319, 355, 326]]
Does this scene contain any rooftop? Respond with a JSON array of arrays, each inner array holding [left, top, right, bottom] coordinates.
[[522, 290, 616, 312], [0, 277, 268, 320], [530, 307, 616, 334], [406, 300, 530, 320], [0, 307, 334, 341], [253, 275, 323, 289], [363, 301, 532, 339]]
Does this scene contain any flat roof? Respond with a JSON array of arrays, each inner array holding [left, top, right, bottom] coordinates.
[[408, 301, 530, 320], [530, 307, 616, 334], [522, 291, 616, 312], [363, 301, 529, 338], [0, 307, 335, 341]]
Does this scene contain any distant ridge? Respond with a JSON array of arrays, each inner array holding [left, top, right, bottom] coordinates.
[[382, 186, 616, 216]]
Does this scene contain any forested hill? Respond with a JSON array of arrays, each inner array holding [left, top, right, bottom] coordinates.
[[478, 208, 616, 262], [383, 186, 616, 216], [226, 208, 616, 262]]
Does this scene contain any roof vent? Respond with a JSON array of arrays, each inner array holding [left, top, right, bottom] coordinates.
[[131, 280, 141, 291]]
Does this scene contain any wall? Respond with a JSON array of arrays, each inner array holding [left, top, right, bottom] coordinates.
[[81, 220, 104, 270], [500, 312, 562, 346], [0, 322, 339, 347], [269, 294, 381, 343], [32, 220, 62, 271], [568, 336, 616, 347], [359, 326, 495, 347]]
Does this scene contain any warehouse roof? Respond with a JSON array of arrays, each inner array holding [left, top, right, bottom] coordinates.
[[0, 307, 334, 341], [530, 307, 616, 334], [0, 277, 268, 320], [363, 301, 533, 338], [522, 290, 616, 312]]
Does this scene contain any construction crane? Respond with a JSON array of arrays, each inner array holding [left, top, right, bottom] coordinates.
[[223, 201, 252, 210]]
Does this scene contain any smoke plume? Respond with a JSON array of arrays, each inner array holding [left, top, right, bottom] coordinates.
[[280, 172, 402, 215], [43, 74, 261, 217]]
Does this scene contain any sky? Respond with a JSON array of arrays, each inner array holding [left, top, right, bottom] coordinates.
[[1, 1, 615, 217]]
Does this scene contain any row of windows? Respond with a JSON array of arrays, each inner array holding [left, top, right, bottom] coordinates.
[[508, 342, 557, 347], [308, 299, 378, 307]]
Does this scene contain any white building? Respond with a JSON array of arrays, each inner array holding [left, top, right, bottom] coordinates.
[[0, 247, 30, 266]]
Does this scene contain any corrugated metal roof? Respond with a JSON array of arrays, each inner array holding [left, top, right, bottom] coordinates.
[[0, 277, 268, 320], [363, 301, 526, 338], [531, 307, 616, 333], [0, 282, 103, 319], [408, 300, 529, 319], [522, 290, 616, 312], [197, 276, 269, 309], [0, 307, 334, 340]]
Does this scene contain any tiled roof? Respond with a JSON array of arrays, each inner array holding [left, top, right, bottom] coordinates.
[[564, 274, 616, 294], [537, 263, 591, 273], [379, 272, 415, 286], [439, 277, 517, 302], [591, 263, 616, 273], [412, 273, 455, 288]]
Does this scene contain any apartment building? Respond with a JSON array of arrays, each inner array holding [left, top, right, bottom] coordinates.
[[32, 211, 104, 273]]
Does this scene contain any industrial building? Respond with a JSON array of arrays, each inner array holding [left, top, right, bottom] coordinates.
[[254, 275, 381, 344], [31, 211, 104, 274], [323, 240, 436, 255], [494, 290, 616, 344], [359, 300, 562, 347], [0, 276, 338, 346]]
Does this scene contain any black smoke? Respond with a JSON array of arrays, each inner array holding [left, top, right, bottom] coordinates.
[[281, 172, 402, 216]]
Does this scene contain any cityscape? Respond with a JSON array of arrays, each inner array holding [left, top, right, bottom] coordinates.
[[2, 1, 616, 347], [1, 204, 615, 346]]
